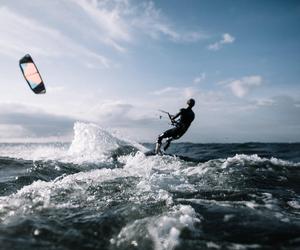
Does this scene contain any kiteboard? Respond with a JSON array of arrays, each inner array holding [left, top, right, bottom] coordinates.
[[144, 150, 158, 156], [144, 150, 197, 162]]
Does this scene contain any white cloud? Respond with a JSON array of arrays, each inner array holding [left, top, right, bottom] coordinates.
[[222, 33, 235, 43], [0, 6, 61, 58], [67, 0, 208, 53], [0, 124, 29, 139], [256, 98, 275, 107], [193, 73, 206, 84], [131, 1, 207, 43], [0, 6, 111, 68], [93, 101, 133, 118], [227, 75, 263, 98], [0, 0, 207, 71], [152, 87, 179, 96], [150, 84, 226, 112], [46, 85, 66, 94], [184, 87, 197, 99], [0, 102, 75, 139], [70, 0, 131, 51], [208, 33, 235, 51]]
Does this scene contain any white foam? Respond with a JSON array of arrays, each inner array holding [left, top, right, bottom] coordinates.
[[0, 145, 202, 250], [287, 200, 300, 209], [223, 214, 235, 222], [0, 151, 191, 219], [207, 241, 221, 249], [221, 154, 300, 169], [180, 154, 300, 182], [147, 205, 200, 250], [67, 122, 151, 163], [67, 122, 124, 163], [0, 167, 125, 223], [122, 152, 196, 196], [114, 204, 200, 250], [228, 243, 261, 250], [0, 143, 68, 161], [0, 122, 148, 164]]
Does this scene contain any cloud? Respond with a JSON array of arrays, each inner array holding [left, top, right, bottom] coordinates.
[[226, 75, 263, 98], [0, 6, 111, 68], [237, 96, 300, 140], [0, 103, 76, 139], [0, 6, 60, 58], [0, 0, 207, 72], [0, 101, 160, 142], [151, 87, 179, 96], [150, 84, 226, 112], [223, 33, 235, 43], [94, 101, 133, 119], [0, 124, 29, 139], [79, 100, 164, 142], [70, 0, 207, 45], [70, 0, 131, 52], [255, 98, 275, 107], [67, 0, 208, 52], [46, 85, 65, 94], [193, 73, 206, 84], [208, 33, 235, 51], [131, 1, 207, 43]]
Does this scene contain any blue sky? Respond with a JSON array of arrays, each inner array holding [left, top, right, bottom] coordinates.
[[0, 0, 299, 142]]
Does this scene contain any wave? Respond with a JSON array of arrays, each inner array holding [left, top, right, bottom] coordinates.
[[1, 148, 299, 219], [0, 122, 147, 163], [0, 122, 300, 249], [0, 150, 201, 250]]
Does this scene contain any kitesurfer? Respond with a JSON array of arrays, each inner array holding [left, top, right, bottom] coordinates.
[[155, 98, 195, 154]]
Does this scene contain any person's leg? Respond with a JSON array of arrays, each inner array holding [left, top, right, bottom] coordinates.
[[155, 128, 176, 154], [155, 133, 164, 154], [163, 137, 173, 151], [163, 128, 185, 152]]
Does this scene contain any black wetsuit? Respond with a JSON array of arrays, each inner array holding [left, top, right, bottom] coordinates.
[[157, 107, 195, 151]]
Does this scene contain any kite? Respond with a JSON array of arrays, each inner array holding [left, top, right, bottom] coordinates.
[[19, 54, 46, 94]]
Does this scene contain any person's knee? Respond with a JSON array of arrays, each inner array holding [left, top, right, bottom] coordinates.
[[156, 133, 164, 143], [166, 137, 172, 143]]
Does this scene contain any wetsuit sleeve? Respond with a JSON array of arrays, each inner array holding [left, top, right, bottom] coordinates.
[[172, 109, 182, 120]]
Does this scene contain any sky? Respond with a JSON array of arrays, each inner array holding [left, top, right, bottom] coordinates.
[[0, 0, 300, 143]]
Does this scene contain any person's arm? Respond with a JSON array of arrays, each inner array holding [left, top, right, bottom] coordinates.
[[171, 109, 182, 122]]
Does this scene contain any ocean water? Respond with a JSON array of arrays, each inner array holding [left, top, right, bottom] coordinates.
[[0, 122, 300, 250]]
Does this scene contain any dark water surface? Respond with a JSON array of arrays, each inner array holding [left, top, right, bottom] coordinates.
[[0, 126, 300, 250]]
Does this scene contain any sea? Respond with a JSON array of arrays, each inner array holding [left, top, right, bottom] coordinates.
[[0, 122, 299, 250]]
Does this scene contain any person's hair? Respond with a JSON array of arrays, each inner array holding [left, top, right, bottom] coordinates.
[[187, 98, 195, 107]]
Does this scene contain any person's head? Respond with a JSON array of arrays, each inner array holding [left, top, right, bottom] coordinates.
[[187, 98, 195, 108]]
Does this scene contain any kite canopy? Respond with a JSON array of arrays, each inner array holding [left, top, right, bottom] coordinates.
[[19, 54, 46, 94]]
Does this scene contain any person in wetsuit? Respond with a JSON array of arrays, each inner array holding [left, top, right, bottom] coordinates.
[[155, 98, 195, 154]]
